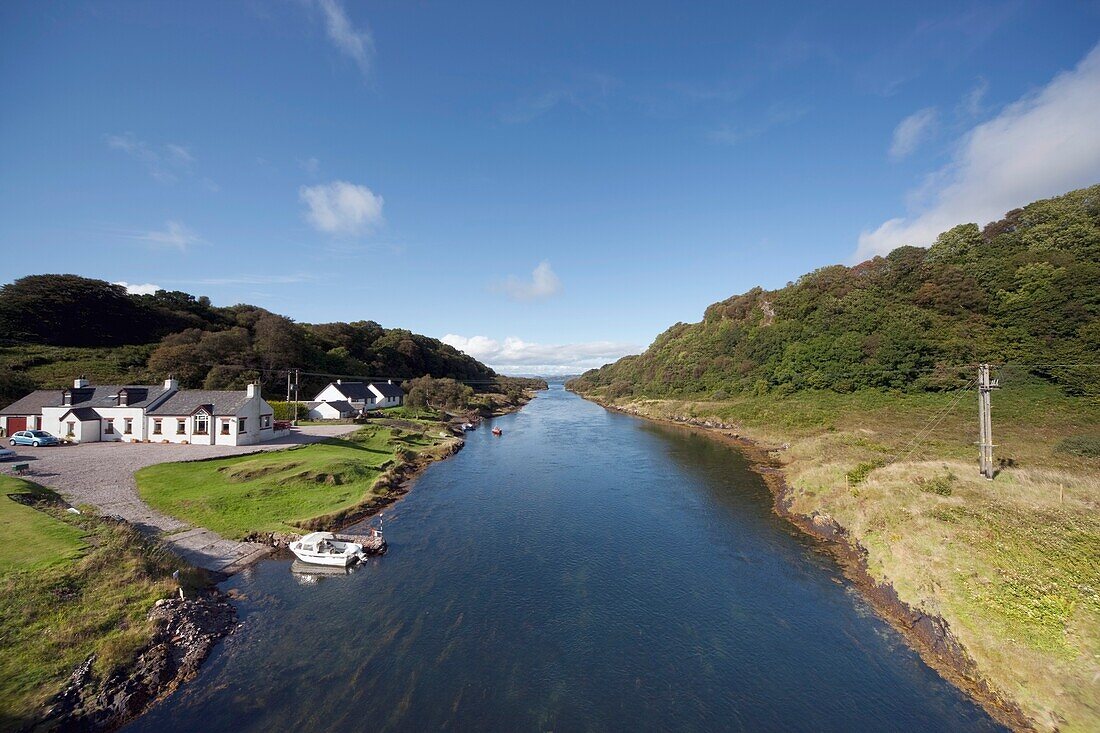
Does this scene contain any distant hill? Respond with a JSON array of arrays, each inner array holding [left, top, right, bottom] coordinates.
[[569, 185, 1100, 399], [0, 276, 517, 405]]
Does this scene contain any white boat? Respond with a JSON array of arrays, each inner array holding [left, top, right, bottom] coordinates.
[[290, 531, 365, 567]]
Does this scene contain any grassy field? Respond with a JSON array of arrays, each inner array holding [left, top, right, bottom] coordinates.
[[0, 476, 187, 730], [136, 423, 454, 539], [592, 381, 1100, 732]]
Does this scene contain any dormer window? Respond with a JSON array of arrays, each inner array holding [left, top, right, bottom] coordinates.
[[118, 389, 129, 406], [62, 390, 72, 406]]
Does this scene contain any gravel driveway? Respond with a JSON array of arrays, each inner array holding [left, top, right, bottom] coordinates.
[[2, 425, 357, 574]]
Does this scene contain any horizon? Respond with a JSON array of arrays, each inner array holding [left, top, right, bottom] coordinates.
[[2, 2, 1099, 375]]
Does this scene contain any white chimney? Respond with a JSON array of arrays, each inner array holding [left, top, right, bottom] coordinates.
[[387, 379, 393, 384], [164, 377, 179, 391], [73, 376, 89, 388], [336, 379, 342, 385], [247, 383, 259, 399]]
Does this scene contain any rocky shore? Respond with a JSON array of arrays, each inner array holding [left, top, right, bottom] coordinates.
[[38, 592, 238, 732], [581, 394, 1032, 732]]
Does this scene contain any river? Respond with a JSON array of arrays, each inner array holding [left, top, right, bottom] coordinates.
[[126, 385, 1002, 732]]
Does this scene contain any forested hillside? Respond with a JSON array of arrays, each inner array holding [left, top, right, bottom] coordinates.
[[0, 276, 510, 404], [570, 185, 1100, 399]]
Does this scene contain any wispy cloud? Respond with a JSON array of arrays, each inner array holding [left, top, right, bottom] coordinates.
[[107, 133, 187, 183], [309, 0, 374, 79], [120, 221, 203, 251], [106, 133, 216, 189], [889, 107, 938, 160], [493, 261, 562, 301], [707, 104, 808, 146], [298, 156, 320, 175], [442, 334, 639, 376], [498, 73, 617, 124], [113, 281, 162, 296], [957, 78, 989, 119], [299, 180, 384, 236], [855, 42, 1100, 260]]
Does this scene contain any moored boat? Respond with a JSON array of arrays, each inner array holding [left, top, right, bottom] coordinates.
[[290, 531, 365, 566], [491, 427, 503, 436]]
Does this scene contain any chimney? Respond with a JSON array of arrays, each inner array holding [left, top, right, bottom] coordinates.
[[336, 379, 342, 385], [247, 383, 259, 399], [164, 377, 179, 391], [118, 389, 128, 406], [387, 379, 393, 384], [73, 376, 89, 389]]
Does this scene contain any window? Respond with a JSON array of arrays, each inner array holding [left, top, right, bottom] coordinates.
[[124, 418, 133, 435], [220, 420, 231, 435], [153, 419, 162, 435], [66, 421, 75, 437], [260, 414, 272, 429], [238, 417, 247, 433], [194, 415, 209, 435], [177, 419, 186, 435], [104, 419, 114, 435]]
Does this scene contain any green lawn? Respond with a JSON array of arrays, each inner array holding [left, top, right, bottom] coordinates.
[[136, 424, 449, 539], [0, 477, 87, 573], [0, 476, 185, 730]]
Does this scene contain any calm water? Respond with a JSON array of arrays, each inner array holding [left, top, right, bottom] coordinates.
[[127, 386, 1002, 732]]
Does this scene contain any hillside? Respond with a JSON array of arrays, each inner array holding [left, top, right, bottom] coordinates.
[[570, 185, 1100, 399], [0, 276, 528, 405]]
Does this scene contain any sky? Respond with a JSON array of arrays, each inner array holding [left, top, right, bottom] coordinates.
[[1, 1, 1099, 374]]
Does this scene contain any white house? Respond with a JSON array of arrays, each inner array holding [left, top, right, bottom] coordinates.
[[311, 380, 404, 416], [3, 377, 277, 446], [305, 400, 356, 420], [146, 384, 275, 445]]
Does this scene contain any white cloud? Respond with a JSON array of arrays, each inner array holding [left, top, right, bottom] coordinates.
[[299, 180, 384, 236], [121, 221, 203, 251], [106, 133, 195, 183], [958, 78, 988, 119], [443, 334, 640, 376], [494, 261, 562, 301], [498, 72, 616, 124], [113, 281, 161, 296], [310, 0, 374, 79], [889, 107, 938, 160], [856, 42, 1100, 260]]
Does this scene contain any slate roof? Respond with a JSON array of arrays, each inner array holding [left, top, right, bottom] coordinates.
[[58, 407, 100, 421], [148, 390, 252, 416], [327, 382, 372, 401], [323, 400, 356, 413], [370, 381, 405, 399], [1, 389, 63, 415], [2, 384, 170, 413], [65, 385, 170, 409]]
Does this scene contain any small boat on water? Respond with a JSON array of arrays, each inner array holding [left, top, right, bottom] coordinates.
[[491, 427, 503, 436], [290, 531, 366, 567]]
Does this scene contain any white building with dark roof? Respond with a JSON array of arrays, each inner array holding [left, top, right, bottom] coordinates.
[[2, 377, 277, 446], [311, 379, 404, 417]]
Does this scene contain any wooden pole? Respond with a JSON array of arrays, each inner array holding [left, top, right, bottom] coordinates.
[[978, 364, 994, 480]]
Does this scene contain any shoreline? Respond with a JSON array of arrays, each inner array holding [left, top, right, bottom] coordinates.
[[578, 391, 1032, 732]]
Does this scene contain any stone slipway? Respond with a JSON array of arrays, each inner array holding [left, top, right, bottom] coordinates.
[[3, 425, 357, 574]]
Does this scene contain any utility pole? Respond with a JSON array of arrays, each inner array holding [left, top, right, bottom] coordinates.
[[978, 363, 996, 480], [292, 368, 300, 426]]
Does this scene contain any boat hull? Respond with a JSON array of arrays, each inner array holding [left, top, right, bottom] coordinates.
[[290, 548, 357, 566]]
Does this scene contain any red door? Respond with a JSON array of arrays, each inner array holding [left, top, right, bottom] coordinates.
[[6, 417, 27, 434]]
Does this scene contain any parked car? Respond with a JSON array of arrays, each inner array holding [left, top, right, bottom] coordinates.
[[0, 446, 16, 461], [9, 430, 61, 447]]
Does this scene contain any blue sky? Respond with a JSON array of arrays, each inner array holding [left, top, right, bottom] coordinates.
[[1, 1, 1098, 374]]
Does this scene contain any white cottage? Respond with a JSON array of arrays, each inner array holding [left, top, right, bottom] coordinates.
[[311, 380, 404, 416], [146, 384, 275, 445], [2, 377, 277, 446]]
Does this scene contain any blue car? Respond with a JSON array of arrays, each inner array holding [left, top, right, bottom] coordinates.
[[9, 430, 61, 447]]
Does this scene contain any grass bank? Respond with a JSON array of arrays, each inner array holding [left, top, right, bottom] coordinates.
[[573, 382, 1100, 732], [0, 476, 192, 730], [136, 422, 459, 540]]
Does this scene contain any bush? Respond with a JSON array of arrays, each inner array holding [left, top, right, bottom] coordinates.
[[1054, 435, 1100, 457]]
